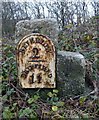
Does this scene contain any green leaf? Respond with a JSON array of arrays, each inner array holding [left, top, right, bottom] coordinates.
[[18, 109, 23, 117], [6, 88, 15, 96], [11, 103, 17, 111], [65, 25, 70, 29], [13, 103, 17, 106], [79, 97, 87, 104], [53, 89, 59, 93], [47, 92, 53, 97], [55, 102, 65, 106], [28, 98, 35, 104], [22, 108, 31, 115], [2, 95, 8, 101], [31, 104, 40, 109], [28, 95, 40, 104], [33, 95, 40, 101], [53, 97, 59, 102], [86, 36, 90, 39], [18, 108, 32, 117], [30, 114, 38, 119], [90, 95, 97, 99], [52, 106, 58, 111]]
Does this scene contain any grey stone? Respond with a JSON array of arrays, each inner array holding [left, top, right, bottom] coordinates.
[[57, 51, 85, 97], [15, 19, 58, 47]]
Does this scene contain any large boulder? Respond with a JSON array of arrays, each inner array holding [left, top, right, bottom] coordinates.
[[57, 51, 85, 97], [15, 19, 58, 47]]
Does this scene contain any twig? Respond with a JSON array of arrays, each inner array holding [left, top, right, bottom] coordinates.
[[10, 83, 30, 98], [65, 89, 99, 104], [16, 90, 24, 102], [38, 99, 51, 111]]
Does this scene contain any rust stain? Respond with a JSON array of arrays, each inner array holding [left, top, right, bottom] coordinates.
[[17, 33, 56, 88]]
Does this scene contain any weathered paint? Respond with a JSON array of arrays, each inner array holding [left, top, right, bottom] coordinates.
[[17, 33, 56, 88]]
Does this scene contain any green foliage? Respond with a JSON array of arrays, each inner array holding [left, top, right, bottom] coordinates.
[[18, 108, 32, 117], [28, 94, 40, 104], [6, 88, 15, 96], [47, 92, 53, 97], [2, 43, 17, 80], [53, 89, 59, 93], [1, 95, 8, 102], [18, 107, 38, 119], [53, 101, 65, 106], [47, 90, 65, 115], [52, 106, 58, 111], [47, 89, 59, 103], [3, 107, 15, 119], [31, 104, 40, 109], [79, 96, 87, 104], [0, 82, 9, 92]]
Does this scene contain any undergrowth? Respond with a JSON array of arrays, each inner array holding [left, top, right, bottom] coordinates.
[[1, 17, 99, 119]]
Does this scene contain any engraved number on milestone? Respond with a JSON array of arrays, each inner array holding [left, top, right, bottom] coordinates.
[[32, 48, 40, 59]]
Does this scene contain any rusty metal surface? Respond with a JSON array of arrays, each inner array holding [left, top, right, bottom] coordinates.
[[17, 33, 56, 88]]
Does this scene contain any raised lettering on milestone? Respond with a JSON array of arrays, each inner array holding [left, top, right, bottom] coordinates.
[[21, 64, 52, 78], [37, 73, 42, 83], [32, 48, 40, 59], [18, 37, 52, 55], [29, 73, 34, 84]]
